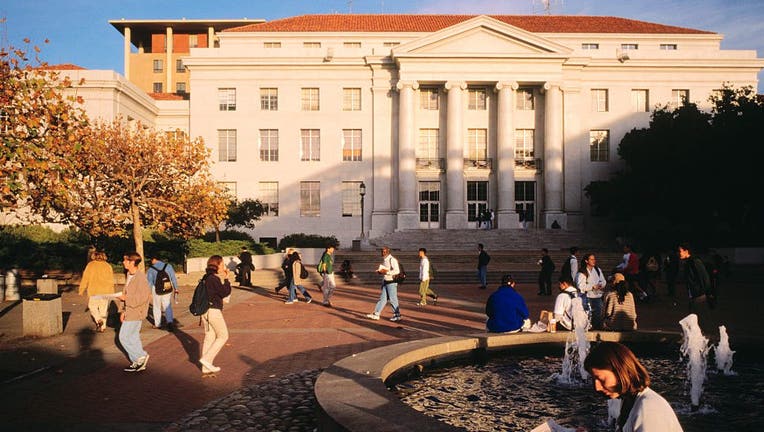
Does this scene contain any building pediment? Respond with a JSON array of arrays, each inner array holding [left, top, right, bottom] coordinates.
[[392, 15, 572, 59]]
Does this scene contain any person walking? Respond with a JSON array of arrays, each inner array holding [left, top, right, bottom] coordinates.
[[485, 274, 530, 333], [78, 250, 115, 333], [476, 243, 491, 290], [576, 253, 607, 330], [146, 255, 180, 331], [679, 243, 714, 332], [318, 244, 336, 307], [118, 252, 151, 372], [560, 247, 579, 287], [366, 246, 402, 321], [237, 246, 254, 287], [416, 248, 438, 306], [285, 251, 313, 304], [616, 244, 647, 301], [537, 248, 555, 295], [199, 255, 231, 376], [275, 248, 295, 294]]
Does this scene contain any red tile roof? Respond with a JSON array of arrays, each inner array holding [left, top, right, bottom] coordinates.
[[39, 63, 87, 70], [226, 14, 713, 34], [149, 92, 185, 100]]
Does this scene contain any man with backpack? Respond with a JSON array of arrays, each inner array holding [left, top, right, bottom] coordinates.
[[318, 244, 336, 307], [560, 247, 579, 286], [366, 246, 402, 322], [146, 255, 180, 331], [553, 275, 580, 331]]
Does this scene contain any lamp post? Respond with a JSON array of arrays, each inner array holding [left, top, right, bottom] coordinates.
[[359, 182, 366, 239]]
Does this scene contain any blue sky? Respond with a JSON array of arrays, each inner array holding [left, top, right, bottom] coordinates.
[[2, 0, 763, 91]]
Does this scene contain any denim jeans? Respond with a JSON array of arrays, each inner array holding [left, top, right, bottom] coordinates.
[[477, 266, 488, 287], [288, 281, 311, 301], [588, 297, 603, 329], [118, 320, 146, 362], [374, 282, 400, 316]]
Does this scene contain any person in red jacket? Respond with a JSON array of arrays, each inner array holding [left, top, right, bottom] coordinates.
[[615, 244, 648, 301]]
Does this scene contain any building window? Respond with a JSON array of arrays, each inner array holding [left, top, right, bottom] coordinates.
[[591, 89, 609, 112], [264, 41, 281, 48], [343, 88, 361, 111], [176, 82, 186, 94], [660, 43, 677, 50], [581, 43, 599, 50], [590, 130, 609, 162], [218, 182, 237, 199], [152, 82, 163, 93], [419, 88, 439, 110], [153, 59, 163, 73], [218, 88, 236, 111], [260, 88, 278, 111], [342, 129, 362, 161], [300, 181, 320, 217], [514, 129, 535, 167], [383, 41, 400, 47], [631, 89, 649, 112], [468, 88, 487, 110], [259, 129, 279, 161], [300, 129, 320, 161], [466, 181, 488, 222], [672, 89, 689, 106], [303, 42, 321, 48], [466, 129, 487, 162], [301, 88, 320, 111], [218, 129, 237, 162], [259, 182, 279, 216], [189, 35, 199, 48], [515, 181, 535, 223], [343, 42, 362, 48], [342, 181, 362, 217], [417, 129, 440, 162], [516, 88, 534, 110], [176, 59, 184, 73], [621, 43, 639, 50]]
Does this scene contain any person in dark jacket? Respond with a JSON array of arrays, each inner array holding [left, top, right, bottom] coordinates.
[[486, 274, 530, 333], [678, 243, 715, 332], [275, 248, 294, 294], [199, 255, 232, 376], [237, 246, 254, 287], [476, 243, 491, 290], [537, 248, 555, 295]]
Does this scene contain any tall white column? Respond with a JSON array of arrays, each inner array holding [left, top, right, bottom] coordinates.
[[495, 81, 519, 229], [445, 81, 467, 229], [396, 80, 419, 230], [123, 26, 131, 80], [562, 87, 584, 231], [208, 26, 215, 48], [543, 82, 566, 228], [166, 26, 173, 93]]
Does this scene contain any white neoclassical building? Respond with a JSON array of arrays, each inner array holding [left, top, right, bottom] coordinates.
[[132, 14, 761, 246]]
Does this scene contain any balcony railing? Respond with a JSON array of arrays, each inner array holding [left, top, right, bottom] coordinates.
[[416, 158, 445, 170], [464, 158, 493, 170]]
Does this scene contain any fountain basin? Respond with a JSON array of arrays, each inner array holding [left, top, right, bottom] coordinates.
[[314, 331, 682, 431]]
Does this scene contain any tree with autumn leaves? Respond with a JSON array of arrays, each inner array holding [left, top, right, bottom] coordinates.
[[2, 40, 229, 260]]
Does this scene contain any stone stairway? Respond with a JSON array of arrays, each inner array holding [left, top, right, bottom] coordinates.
[[367, 228, 612, 252]]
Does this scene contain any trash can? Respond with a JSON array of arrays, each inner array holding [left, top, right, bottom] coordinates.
[[23, 293, 63, 337], [36, 278, 59, 294], [352, 239, 361, 251]]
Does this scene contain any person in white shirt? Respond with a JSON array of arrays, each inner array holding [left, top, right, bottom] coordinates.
[[576, 253, 607, 330], [584, 342, 683, 432], [416, 248, 438, 306], [553, 275, 579, 331]]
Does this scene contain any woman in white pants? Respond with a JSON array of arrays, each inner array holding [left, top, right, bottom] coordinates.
[[199, 255, 231, 376]]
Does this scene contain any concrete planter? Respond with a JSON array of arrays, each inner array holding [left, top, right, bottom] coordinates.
[[184, 248, 324, 273]]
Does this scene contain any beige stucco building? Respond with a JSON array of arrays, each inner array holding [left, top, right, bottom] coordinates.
[[170, 14, 763, 246]]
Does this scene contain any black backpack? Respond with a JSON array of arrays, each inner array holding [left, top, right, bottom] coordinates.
[[189, 275, 211, 316], [392, 259, 406, 284], [151, 263, 173, 295], [299, 262, 309, 279], [561, 257, 573, 280]]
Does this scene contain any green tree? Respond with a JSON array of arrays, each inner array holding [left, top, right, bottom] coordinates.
[[225, 198, 264, 230], [585, 85, 764, 249]]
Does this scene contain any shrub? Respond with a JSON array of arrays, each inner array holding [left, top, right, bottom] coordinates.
[[277, 233, 339, 250], [187, 239, 275, 258], [202, 230, 255, 242]]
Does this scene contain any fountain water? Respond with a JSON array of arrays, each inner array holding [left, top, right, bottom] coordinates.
[[557, 297, 590, 383], [679, 313, 710, 410], [714, 325, 736, 376]]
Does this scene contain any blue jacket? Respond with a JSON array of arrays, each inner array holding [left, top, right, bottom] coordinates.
[[486, 285, 529, 333]]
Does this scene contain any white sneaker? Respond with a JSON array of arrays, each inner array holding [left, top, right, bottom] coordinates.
[[306, 297, 313, 304], [199, 359, 221, 373], [365, 313, 380, 320], [284, 300, 296, 304], [136, 354, 150, 371], [389, 315, 402, 322]]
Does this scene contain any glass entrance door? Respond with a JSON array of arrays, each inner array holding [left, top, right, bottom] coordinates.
[[515, 181, 535, 228], [467, 181, 489, 228], [418, 181, 440, 229]]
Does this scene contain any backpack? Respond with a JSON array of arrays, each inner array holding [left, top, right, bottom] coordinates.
[[299, 262, 309, 279], [429, 262, 437, 280], [646, 256, 659, 272], [392, 259, 406, 284], [189, 275, 211, 316], [561, 256, 573, 280], [151, 263, 173, 295]]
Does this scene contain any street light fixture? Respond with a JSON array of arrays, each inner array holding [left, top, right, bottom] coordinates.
[[359, 182, 366, 238]]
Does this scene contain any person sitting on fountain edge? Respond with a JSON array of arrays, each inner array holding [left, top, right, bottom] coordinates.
[[553, 275, 579, 331], [485, 274, 531, 333], [584, 342, 683, 432]]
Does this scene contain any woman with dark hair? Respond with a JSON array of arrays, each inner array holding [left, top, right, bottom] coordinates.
[[584, 342, 682, 432], [199, 255, 231, 376], [603, 273, 637, 331]]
